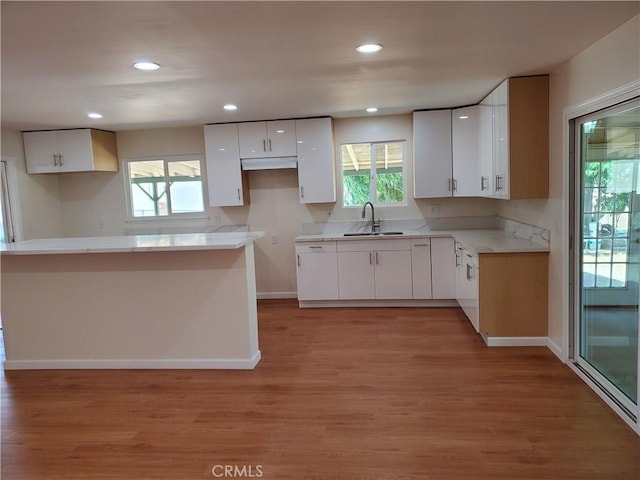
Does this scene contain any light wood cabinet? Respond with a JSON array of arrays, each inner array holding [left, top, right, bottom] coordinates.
[[23, 129, 118, 174], [337, 239, 413, 300], [203, 123, 249, 206], [430, 237, 456, 299], [295, 117, 336, 203], [413, 109, 453, 198], [238, 120, 297, 159], [477, 252, 548, 338], [478, 75, 549, 200], [295, 242, 339, 301]]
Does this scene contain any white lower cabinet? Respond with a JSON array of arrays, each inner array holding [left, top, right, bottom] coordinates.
[[455, 243, 479, 332], [295, 236, 455, 303], [430, 237, 457, 299], [411, 239, 432, 299], [295, 242, 339, 301], [337, 239, 413, 300]]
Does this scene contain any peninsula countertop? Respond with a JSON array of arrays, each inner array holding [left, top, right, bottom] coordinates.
[[0, 232, 265, 255]]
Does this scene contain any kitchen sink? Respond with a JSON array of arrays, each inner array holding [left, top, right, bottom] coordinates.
[[343, 231, 404, 237]]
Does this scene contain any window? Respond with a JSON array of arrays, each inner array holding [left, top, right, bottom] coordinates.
[[126, 156, 205, 218], [341, 141, 405, 207]]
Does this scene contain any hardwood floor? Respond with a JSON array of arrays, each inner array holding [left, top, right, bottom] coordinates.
[[1, 300, 639, 479]]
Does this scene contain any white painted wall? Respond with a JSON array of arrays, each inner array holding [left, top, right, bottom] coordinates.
[[0, 128, 63, 239], [498, 15, 640, 351]]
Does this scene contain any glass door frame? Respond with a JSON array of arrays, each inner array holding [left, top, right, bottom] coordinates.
[[569, 97, 640, 426]]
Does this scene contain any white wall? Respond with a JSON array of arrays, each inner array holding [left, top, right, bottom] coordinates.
[[0, 128, 63, 239], [498, 15, 640, 349]]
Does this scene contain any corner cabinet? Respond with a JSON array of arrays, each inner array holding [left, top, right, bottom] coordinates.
[[23, 129, 118, 174], [238, 120, 297, 159], [203, 123, 249, 206], [295, 117, 336, 203], [452, 105, 480, 197], [478, 75, 549, 200], [413, 109, 453, 198]]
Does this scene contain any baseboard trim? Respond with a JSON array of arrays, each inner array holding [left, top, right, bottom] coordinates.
[[3, 350, 262, 370], [483, 336, 548, 347], [546, 337, 564, 361], [298, 299, 459, 308], [257, 292, 297, 300]]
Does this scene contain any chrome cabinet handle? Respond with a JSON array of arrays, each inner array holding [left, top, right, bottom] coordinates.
[[452, 178, 457, 192], [466, 264, 472, 280], [300, 186, 304, 199], [309, 246, 322, 249], [375, 251, 379, 265], [58, 154, 63, 166], [481, 176, 488, 191], [53, 154, 58, 166], [455, 251, 461, 267], [263, 139, 266, 152], [369, 252, 373, 265], [297, 254, 300, 267], [448, 178, 452, 192], [268, 139, 272, 152], [237, 188, 241, 201]]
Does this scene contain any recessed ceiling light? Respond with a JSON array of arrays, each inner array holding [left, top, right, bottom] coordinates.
[[458, 115, 469, 119], [275, 130, 285, 133], [133, 61, 160, 71], [223, 104, 238, 111], [366, 107, 379, 113], [356, 43, 383, 54], [87, 112, 103, 119]]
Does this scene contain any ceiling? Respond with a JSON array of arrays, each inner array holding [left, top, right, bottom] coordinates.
[[1, 1, 638, 132]]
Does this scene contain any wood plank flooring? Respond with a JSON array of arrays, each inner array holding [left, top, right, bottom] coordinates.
[[1, 300, 639, 479]]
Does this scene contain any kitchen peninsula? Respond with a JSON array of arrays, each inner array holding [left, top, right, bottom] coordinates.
[[0, 232, 264, 370]]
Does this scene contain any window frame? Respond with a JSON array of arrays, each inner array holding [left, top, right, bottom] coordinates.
[[340, 140, 407, 208], [124, 154, 208, 222]]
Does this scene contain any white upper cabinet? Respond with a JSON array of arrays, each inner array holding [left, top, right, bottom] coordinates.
[[452, 105, 480, 197], [238, 120, 297, 158], [203, 123, 248, 206], [413, 109, 453, 198], [23, 129, 118, 174], [295, 117, 336, 204], [478, 92, 495, 196], [477, 75, 549, 200]]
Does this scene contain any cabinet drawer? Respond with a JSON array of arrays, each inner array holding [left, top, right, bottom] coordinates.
[[337, 238, 410, 252], [295, 242, 337, 254], [410, 238, 431, 247]]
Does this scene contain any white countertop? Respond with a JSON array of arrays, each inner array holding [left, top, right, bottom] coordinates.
[[0, 232, 265, 255], [295, 229, 549, 254]]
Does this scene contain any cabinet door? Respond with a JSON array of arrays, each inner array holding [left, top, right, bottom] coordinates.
[[478, 94, 494, 196], [238, 122, 268, 159], [337, 251, 375, 299], [411, 240, 432, 299], [455, 244, 466, 302], [462, 253, 479, 332], [56, 129, 93, 172], [430, 237, 456, 299], [296, 117, 335, 203], [267, 120, 297, 157], [413, 110, 453, 198], [374, 250, 413, 300], [493, 80, 510, 199], [23, 131, 59, 173], [452, 106, 480, 197], [204, 124, 246, 206], [296, 250, 339, 301]]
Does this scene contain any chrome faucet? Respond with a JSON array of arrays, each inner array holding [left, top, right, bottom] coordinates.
[[362, 202, 380, 232]]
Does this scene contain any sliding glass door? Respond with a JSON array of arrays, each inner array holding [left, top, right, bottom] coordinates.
[[573, 98, 640, 419]]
